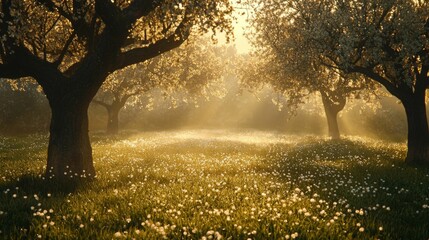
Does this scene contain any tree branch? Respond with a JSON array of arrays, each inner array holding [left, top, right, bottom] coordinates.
[[54, 31, 76, 67], [119, 93, 137, 107], [113, 19, 191, 71], [5, 46, 67, 96], [36, 0, 74, 24], [122, 0, 164, 24], [0, 64, 29, 79], [376, 5, 392, 28], [350, 66, 407, 100], [36, 0, 93, 39], [0, 43, 6, 61], [95, 0, 122, 28], [44, 14, 62, 36], [92, 99, 111, 109]]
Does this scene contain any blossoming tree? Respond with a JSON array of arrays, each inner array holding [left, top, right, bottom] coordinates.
[[292, 0, 428, 164], [240, 0, 378, 139], [93, 36, 225, 134], [0, 0, 233, 179], [258, 0, 429, 164]]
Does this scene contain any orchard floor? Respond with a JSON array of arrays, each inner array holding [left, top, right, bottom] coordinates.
[[0, 129, 429, 239]]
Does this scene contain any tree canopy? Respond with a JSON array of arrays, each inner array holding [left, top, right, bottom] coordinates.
[[0, 0, 233, 83], [240, 0, 380, 139]]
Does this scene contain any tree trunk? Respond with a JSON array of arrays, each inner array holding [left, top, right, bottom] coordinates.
[[324, 105, 340, 140], [320, 91, 344, 140], [402, 93, 429, 165], [46, 100, 95, 179], [106, 106, 120, 135]]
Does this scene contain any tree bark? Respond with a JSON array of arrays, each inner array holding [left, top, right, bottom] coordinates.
[[324, 105, 341, 140], [45, 95, 95, 179], [106, 106, 120, 135], [320, 91, 345, 140], [402, 92, 429, 165]]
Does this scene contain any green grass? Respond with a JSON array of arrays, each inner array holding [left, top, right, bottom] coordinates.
[[0, 130, 428, 239]]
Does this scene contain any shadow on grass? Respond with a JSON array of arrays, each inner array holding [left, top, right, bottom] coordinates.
[[0, 174, 92, 237], [0, 174, 94, 194]]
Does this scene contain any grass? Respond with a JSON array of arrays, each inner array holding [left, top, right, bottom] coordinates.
[[0, 129, 428, 239]]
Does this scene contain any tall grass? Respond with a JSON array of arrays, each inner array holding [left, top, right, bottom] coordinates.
[[0, 130, 428, 239]]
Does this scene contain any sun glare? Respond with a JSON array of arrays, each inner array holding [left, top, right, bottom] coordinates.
[[232, 9, 252, 54], [215, 6, 252, 53]]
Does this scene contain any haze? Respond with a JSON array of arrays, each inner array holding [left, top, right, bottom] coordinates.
[[1, 1, 429, 239]]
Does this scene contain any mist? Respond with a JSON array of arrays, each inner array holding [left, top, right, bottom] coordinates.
[[84, 77, 409, 143], [0, 74, 412, 143]]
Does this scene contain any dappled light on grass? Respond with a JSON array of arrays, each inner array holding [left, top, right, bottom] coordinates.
[[1, 130, 429, 239], [112, 130, 296, 149], [171, 130, 295, 146]]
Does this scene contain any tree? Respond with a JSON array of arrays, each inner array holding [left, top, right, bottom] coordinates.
[[274, 0, 429, 164], [93, 36, 226, 134], [0, 0, 233, 179], [240, 1, 378, 139]]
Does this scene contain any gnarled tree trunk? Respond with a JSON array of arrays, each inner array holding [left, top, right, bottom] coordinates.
[[46, 98, 95, 179], [320, 91, 346, 140], [402, 91, 429, 165]]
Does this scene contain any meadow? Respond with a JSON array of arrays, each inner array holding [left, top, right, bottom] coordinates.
[[0, 130, 428, 239]]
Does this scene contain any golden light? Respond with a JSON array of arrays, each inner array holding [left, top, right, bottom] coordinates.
[[232, 7, 252, 54]]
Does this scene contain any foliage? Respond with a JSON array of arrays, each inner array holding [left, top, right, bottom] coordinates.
[[284, 0, 429, 163], [238, 0, 380, 114], [0, 0, 234, 75], [1, 131, 429, 239], [268, 0, 429, 103], [94, 36, 227, 111], [0, 80, 50, 134]]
